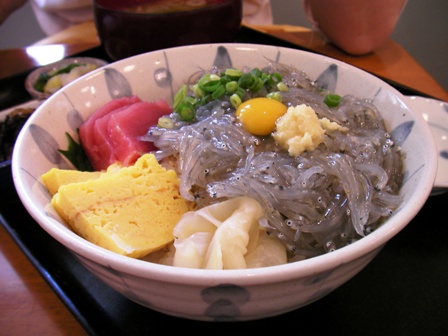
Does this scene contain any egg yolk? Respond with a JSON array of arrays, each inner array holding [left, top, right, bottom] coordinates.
[[235, 97, 288, 136]]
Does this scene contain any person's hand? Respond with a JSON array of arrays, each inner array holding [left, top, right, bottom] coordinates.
[[0, 0, 27, 25]]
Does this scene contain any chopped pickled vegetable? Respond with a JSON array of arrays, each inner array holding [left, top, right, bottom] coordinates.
[[34, 63, 84, 92]]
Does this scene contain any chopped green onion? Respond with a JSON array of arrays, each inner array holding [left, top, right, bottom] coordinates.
[[238, 73, 255, 89], [192, 84, 204, 98], [197, 74, 211, 88], [230, 93, 242, 108], [176, 102, 196, 121], [157, 117, 174, 129], [249, 77, 264, 92], [224, 68, 242, 78], [277, 82, 289, 92], [173, 84, 188, 111], [211, 85, 226, 100], [184, 96, 197, 105], [250, 67, 262, 77], [261, 73, 270, 81], [235, 87, 246, 98], [270, 73, 282, 83], [225, 81, 239, 93], [324, 94, 342, 107], [172, 67, 293, 121], [267, 92, 282, 102], [198, 74, 221, 93]]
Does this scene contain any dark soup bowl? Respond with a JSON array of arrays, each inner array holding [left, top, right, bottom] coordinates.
[[93, 0, 243, 60]]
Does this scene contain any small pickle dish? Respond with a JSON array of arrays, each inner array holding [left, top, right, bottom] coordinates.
[[25, 57, 108, 99], [12, 44, 437, 321]]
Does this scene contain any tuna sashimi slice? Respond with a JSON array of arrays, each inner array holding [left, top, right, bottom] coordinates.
[[108, 100, 172, 167], [90, 112, 116, 171], [79, 96, 172, 171], [79, 95, 141, 161]]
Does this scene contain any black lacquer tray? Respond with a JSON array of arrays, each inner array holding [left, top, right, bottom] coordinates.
[[1, 26, 448, 335]]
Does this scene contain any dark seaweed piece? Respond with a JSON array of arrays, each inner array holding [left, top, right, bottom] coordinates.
[[0, 108, 34, 161]]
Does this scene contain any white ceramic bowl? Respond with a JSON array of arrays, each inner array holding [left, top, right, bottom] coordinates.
[[12, 43, 437, 321], [403, 95, 448, 193]]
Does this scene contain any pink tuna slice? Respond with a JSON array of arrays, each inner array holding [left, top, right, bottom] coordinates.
[[89, 108, 127, 170], [79, 95, 141, 162], [107, 100, 172, 167], [79, 96, 172, 171]]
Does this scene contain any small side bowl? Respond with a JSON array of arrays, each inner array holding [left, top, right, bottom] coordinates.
[[25, 57, 108, 100]]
